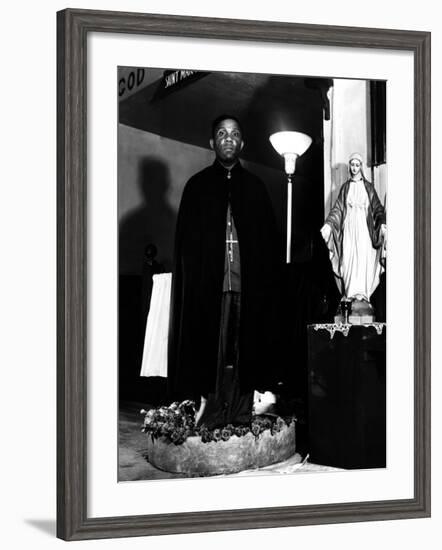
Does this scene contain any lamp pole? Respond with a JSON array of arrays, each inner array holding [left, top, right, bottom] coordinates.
[[286, 173, 292, 263]]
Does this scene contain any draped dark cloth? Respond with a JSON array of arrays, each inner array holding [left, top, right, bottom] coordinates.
[[197, 291, 254, 429], [167, 160, 282, 402]]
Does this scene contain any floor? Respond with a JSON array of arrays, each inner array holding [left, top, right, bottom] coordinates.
[[118, 401, 341, 482]]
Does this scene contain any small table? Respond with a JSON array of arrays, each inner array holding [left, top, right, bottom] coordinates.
[[307, 323, 386, 469]]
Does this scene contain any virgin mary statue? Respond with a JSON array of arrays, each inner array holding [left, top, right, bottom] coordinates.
[[320, 153, 387, 320]]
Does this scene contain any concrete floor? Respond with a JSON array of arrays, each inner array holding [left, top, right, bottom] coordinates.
[[118, 401, 340, 482]]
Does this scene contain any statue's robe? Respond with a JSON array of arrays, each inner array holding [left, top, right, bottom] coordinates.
[[323, 177, 386, 296], [168, 159, 282, 404]]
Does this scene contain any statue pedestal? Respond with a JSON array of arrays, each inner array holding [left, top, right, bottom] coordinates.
[[146, 419, 296, 476], [307, 323, 386, 469], [335, 298, 375, 325], [334, 314, 375, 324], [348, 314, 375, 324]]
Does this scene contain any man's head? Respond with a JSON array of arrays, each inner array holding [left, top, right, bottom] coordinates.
[[210, 115, 244, 168]]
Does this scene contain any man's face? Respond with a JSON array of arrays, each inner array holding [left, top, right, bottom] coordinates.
[[349, 159, 362, 177], [210, 118, 244, 165]]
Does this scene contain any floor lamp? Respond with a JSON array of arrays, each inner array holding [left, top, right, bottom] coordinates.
[[269, 131, 312, 263]]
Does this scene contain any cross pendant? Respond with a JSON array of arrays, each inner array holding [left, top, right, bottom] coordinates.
[[226, 234, 238, 263]]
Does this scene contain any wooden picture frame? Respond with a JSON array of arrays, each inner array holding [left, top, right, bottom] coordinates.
[[57, 8, 431, 541]]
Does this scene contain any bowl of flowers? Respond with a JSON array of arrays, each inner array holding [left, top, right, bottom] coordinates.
[[141, 400, 296, 476]]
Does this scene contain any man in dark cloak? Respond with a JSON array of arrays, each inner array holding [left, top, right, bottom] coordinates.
[[167, 115, 282, 429]]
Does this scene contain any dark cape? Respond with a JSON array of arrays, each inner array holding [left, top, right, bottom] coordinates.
[[168, 160, 282, 401]]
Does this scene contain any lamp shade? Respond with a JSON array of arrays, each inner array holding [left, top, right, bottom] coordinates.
[[269, 131, 312, 158]]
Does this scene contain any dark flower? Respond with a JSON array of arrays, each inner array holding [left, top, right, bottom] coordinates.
[[141, 408, 157, 429], [276, 417, 285, 430], [239, 426, 250, 437], [178, 400, 196, 417], [182, 420, 195, 434], [251, 423, 261, 437], [160, 422, 174, 436], [212, 428, 222, 442], [171, 412, 183, 427], [261, 417, 273, 430], [170, 428, 185, 444], [221, 427, 232, 441], [199, 426, 213, 443]]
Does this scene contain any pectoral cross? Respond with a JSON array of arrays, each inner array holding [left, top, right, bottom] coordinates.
[[226, 216, 238, 263]]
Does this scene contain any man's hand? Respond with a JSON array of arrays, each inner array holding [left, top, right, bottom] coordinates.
[[195, 396, 207, 426]]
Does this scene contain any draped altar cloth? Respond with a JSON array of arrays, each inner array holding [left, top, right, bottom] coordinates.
[[140, 273, 171, 378]]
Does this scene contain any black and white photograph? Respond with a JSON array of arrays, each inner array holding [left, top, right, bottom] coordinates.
[[118, 67, 387, 481], [2, 0, 437, 547]]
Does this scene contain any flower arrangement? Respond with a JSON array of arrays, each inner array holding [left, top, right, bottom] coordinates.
[[141, 400, 196, 445], [141, 400, 294, 446]]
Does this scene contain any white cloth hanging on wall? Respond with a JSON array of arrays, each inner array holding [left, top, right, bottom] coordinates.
[[140, 272, 172, 378]]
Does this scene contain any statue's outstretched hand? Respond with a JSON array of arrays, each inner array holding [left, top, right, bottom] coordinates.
[[380, 224, 387, 247], [321, 223, 332, 241]]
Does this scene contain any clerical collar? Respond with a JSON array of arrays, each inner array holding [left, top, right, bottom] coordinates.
[[213, 159, 243, 178]]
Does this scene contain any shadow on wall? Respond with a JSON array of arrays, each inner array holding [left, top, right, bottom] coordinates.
[[119, 157, 176, 275], [119, 156, 174, 402]]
